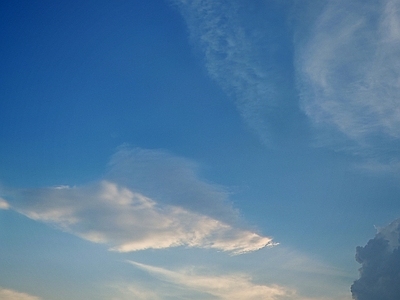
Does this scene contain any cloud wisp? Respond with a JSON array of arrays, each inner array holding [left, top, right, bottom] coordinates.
[[173, 0, 400, 167], [0, 287, 41, 300], [351, 218, 400, 300], [296, 0, 400, 145], [127, 260, 293, 300], [171, 0, 293, 145], [4, 148, 274, 254]]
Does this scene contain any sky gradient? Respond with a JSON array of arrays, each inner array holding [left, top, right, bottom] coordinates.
[[1, 0, 400, 299]]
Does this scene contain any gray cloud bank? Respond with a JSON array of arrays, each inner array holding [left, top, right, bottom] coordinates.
[[2, 147, 274, 254], [351, 218, 400, 300]]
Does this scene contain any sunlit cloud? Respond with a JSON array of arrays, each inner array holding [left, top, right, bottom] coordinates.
[[5, 148, 274, 254], [0, 197, 9, 210], [128, 260, 294, 300], [0, 287, 41, 300]]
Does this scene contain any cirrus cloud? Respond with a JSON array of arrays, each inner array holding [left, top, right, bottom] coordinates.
[[296, 0, 400, 144]]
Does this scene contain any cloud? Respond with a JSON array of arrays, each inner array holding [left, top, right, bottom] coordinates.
[[105, 147, 238, 224], [351, 218, 400, 300], [6, 148, 274, 254], [128, 260, 293, 300], [0, 288, 41, 300], [111, 284, 161, 300], [0, 197, 9, 209], [296, 0, 400, 145], [171, 0, 293, 145]]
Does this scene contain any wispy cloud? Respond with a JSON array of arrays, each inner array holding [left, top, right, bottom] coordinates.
[[128, 260, 293, 300], [171, 0, 292, 145], [296, 0, 400, 145], [0, 287, 41, 300], [5, 148, 274, 254]]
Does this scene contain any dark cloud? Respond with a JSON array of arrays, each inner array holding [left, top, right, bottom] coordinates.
[[351, 219, 400, 300]]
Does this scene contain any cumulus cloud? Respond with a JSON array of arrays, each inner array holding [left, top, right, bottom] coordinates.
[[0, 287, 41, 300], [128, 260, 293, 300], [296, 0, 400, 145], [351, 218, 400, 300], [171, 0, 293, 145], [6, 148, 274, 254]]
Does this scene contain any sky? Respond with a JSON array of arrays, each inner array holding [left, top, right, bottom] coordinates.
[[1, 0, 400, 299]]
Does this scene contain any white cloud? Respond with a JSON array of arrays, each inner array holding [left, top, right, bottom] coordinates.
[[128, 260, 293, 300], [7, 148, 274, 254], [0, 197, 10, 210], [296, 0, 400, 144], [0, 288, 41, 300]]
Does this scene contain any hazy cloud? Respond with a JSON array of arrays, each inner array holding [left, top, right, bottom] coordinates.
[[296, 0, 400, 145], [6, 148, 274, 254], [0, 288, 41, 300], [351, 218, 400, 300]]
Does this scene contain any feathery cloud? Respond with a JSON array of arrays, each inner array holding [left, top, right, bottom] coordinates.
[[296, 0, 400, 144], [171, 0, 292, 145]]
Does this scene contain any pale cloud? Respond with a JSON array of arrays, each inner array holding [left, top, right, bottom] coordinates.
[[0, 288, 41, 300], [0, 197, 10, 210], [7, 148, 274, 254], [296, 0, 400, 144], [128, 260, 293, 300]]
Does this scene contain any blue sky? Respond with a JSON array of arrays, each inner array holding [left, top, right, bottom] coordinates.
[[1, 0, 400, 299]]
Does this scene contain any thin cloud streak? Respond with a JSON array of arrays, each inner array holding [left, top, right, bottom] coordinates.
[[0, 288, 41, 300], [128, 260, 293, 300], [0, 197, 9, 209]]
